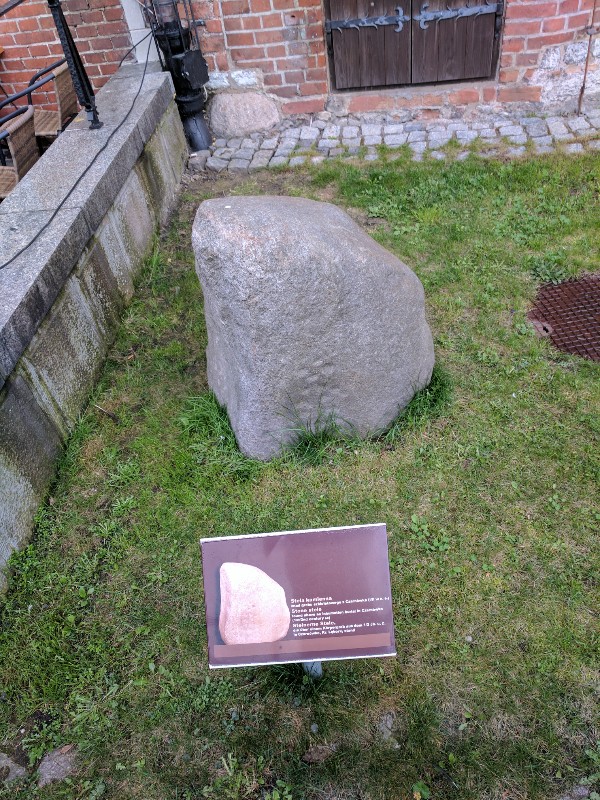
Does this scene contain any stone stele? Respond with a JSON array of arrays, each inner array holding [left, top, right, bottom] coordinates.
[[192, 196, 435, 460], [208, 91, 280, 138], [219, 562, 290, 645]]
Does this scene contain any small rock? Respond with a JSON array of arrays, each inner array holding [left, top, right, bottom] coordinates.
[[377, 712, 401, 748], [228, 159, 250, 173], [361, 124, 382, 136], [385, 134, 408, 147], [322, 124, 340, 139], [0, 752, 26, 785], [206, 156, 229, 173], [299, 126, 319, 141], [302, 744, 338, 764], [499, 124, 524, 137], [378, 712, 396, 740], [37, 745, 77, 788], [209, 91, 280, 138], [310, 723, 319, 733], [188, 150, 210, 172]]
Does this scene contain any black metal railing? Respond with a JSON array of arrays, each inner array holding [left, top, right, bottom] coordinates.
[[0, 0, 101, 129]]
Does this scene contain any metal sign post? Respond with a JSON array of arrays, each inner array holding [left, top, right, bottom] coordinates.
[[302, 661, 323, 680]]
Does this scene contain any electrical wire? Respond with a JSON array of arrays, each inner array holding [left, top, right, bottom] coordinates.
[[0, 29, 154, 272]]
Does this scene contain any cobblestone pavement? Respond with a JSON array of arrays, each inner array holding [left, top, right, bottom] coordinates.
[[188, 107, 600, 175]]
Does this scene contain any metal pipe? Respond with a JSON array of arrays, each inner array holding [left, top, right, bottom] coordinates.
[[302, 661, 323, 679], [578, 0, 600, 115]]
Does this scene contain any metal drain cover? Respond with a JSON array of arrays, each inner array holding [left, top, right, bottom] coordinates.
[[528, 273, 600, 362]]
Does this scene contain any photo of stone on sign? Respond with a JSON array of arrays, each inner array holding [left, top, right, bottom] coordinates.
[[201, 523, 396, 669]]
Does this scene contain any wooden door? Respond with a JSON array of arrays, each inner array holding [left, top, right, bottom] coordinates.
[[327, 0, 411, 89], [411, 1, 497, 83], [326, 0, 500, 90]]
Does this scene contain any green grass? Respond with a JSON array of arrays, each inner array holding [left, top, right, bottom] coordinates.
[[0, 151, 599, 800]]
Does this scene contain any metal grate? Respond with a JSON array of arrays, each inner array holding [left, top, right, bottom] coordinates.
[[528, 273, 600, 362]]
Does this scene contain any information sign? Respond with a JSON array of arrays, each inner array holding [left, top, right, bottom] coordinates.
[[201, 523, 395, 668]]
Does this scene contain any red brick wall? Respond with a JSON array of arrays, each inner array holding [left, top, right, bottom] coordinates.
[[193, 0, 329, 113], [0, 0, 133, 112], [195, 0, 598, 113], [498, 0, 597, 102]]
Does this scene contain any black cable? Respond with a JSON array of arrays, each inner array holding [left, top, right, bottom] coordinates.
[[0, 30, 154, 272]]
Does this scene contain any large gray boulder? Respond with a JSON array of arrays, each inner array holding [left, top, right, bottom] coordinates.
[[192, 196, 434, 460], [208, 91, 280, 138]]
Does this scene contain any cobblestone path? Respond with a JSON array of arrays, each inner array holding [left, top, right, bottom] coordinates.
[[189, 107, 600, 174]]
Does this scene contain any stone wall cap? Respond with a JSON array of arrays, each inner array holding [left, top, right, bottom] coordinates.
[[0, 65, 177, 390]]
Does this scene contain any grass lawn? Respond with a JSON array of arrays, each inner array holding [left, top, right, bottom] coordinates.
[[0, 150, 599, 800]]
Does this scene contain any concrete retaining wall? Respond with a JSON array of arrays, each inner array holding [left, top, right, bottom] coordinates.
[[0, 64, 187, 587]]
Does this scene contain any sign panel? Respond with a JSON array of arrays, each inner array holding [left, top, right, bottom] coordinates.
[[201, 523, 395, 668]]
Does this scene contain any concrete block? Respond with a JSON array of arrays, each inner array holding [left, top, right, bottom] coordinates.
[[111, 170, 156, 269], [96, 213, 137, 302], [137, 103, 187, 226], [0, 124, 144, 233], [0, 209, 91, 390], [18, 266, 113, 435], [69, 68, 174, 147], [0, 374, 63, 587]]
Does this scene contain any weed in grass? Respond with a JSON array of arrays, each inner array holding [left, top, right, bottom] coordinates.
[[179, 393, 263, 480], [284, 407, 356, 466], [106, 459, 141, 488], [21, 718, 62, 766], [201, 753, 268, 798], [525, 250, 569, 284], [383, 364, 452, 445], [409, 514, 450, 556]]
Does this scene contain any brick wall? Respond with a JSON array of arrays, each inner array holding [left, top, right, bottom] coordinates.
[[0, 0, 133, 112], [193, 0, 328, 113], [498, 0, 597, 102], [195, 0, 599, 114], [2, 0, 599, 119]]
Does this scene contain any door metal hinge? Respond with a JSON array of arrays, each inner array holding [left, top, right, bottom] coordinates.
[[414, 1, 501, 29], [325, 6, 410, 33]]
